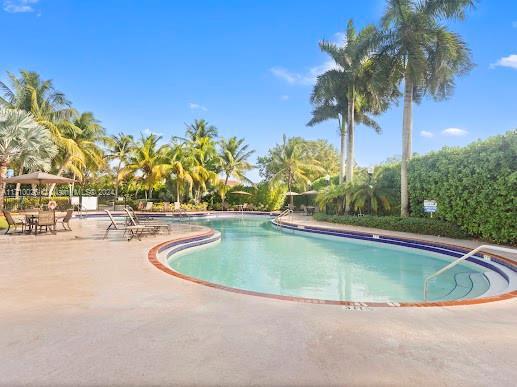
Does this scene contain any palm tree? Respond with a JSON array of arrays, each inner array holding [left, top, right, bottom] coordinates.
[[185, 119, 218, 142], [0, 70, 82, 167], [350, 169, 395, 215], [123, 134, 169, 200], [166, 143, 193, 204], [0, 108, 57, 209], [104, 133, 135, 197], [270, 135, 325, 207], [375, 0, 475, 216], [49, 112, 105, 195], [218, 136, 255, 207]]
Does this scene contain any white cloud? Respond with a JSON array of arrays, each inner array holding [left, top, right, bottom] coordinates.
[[420, 130, 434, 138], [442, 128, 468, 137], [142, 128, 163, 137], [3, 0, 38, 13], [491, 54, 517, 70], [270, 60, 338, 86], [331, 32, 346, 45], [189, 102, 207, 112], [280, 95, 289, 101]]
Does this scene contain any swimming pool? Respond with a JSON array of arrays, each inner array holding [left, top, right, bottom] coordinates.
[[160, 216, 504, 303]]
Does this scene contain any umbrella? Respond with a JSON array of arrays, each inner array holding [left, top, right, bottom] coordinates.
[[301, 190, 318, 195], [230, 190, 252, 195], [5, 172, 77, 207], [285, 191, 300, 196]]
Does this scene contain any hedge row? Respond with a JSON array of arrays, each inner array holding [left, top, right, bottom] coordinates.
[[408, 130, 516, 244], [313, 213, 470, 239]]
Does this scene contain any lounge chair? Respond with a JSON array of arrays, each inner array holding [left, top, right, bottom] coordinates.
[[103, 210, 148, 241], [3, 210, 27, 234], [57, 209, 74, 231], [124, 208, 170, 234], [35, 211, 56, 234]]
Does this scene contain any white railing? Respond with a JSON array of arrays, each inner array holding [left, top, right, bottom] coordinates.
[[424, 244, 517, 301], [275, 208, 292, 222]]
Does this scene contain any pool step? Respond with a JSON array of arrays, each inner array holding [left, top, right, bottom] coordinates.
[[442, 272, 473, 300], [463, 273, 490, 299]]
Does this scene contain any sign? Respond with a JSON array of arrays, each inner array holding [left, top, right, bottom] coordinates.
[[423, 200, 437, 213]]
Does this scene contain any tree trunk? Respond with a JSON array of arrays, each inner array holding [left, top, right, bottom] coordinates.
[[15, 165, 24, 201], [344, 93, 355, 214], [401, 77, 413, 218], [222, 174, 229, 208], [0, 162, 8, 210], [338, 115, 346, 185], [176, 180, 181, 204]]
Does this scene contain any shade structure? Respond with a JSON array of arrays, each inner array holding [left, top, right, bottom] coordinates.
[[301, 190, 318, 195], [4, 172, 77, 185], [230, 190, 252, 195], [4, 172, 77, 207], [285, 191, 300, 196]]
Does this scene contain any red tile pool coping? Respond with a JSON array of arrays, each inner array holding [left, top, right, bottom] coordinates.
[[147, 221, 517, 308]]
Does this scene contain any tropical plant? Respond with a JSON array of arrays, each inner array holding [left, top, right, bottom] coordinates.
[[350, 169, 395, 214], [122, 134, 169, 199], [0, 108, 57, 208], [185, 119, 218, 142], [0, 70, 82, 168], [268, 135, 325, 207], [166, 143, 194, 204], [374, 0, 475, 216], [104, 133, 135, 197], [217, 136, 254, 206], [315, 183, 349, 214]]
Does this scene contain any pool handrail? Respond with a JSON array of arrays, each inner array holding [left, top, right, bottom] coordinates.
[[424, 244, 517, 301], [275, 208, 292, 221]]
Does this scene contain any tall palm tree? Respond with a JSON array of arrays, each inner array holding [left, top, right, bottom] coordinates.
[[0, 70, 82, 166], [104, 133, 134, 197], [375, 0, 475, 216], [218, 136, 255, 206], [270, 135, 325, 207], [49, 112, 105, 195], [166, 143, 193, 204], [316, 20, 399, 186], [185, 119, 218, 142], [0, 108, 57, 209], [123, 134, 169, 200]]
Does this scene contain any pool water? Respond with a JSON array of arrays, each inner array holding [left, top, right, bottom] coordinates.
[[167, 216, 490, 302]]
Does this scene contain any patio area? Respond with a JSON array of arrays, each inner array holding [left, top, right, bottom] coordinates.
[[1, 216, 516, 386]]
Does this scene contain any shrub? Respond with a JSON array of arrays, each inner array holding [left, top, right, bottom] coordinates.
[[408, 130, 517, 244], [4, 196, 72, 211], [0, 216, 7, 229], [313, 213, 470, 239]]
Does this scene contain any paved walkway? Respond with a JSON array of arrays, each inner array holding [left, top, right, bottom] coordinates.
[[1, 216, 516, 386]]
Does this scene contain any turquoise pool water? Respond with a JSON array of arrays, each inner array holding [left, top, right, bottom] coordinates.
[[167, 216, 490, 302]]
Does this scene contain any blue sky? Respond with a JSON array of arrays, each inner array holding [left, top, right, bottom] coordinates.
[[1, 0, 516, 181]]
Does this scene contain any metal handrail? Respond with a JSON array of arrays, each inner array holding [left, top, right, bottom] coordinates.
[[275, 208, 292, 221], [424, 244, 517, 301]]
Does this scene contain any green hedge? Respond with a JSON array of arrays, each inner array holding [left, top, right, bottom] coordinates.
[[408, 130, 516, 244], [313, 213, 470, 239], [4, 197, 72, 211], [0, 216, 7, 230]]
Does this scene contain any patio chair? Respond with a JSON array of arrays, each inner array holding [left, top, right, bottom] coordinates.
[[3, 210, 27, 235], [35, 211, 56, 235], [124, 208, 170, 234], [301, 204, 307, 215], [103, 210, 147, 241], [57, 209, 74, 231]]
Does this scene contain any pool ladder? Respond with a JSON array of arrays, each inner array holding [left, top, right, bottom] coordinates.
[[423, 244, 517, 301]]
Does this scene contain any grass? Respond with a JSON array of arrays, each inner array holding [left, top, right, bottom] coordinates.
[[313, 213, 470, 239]]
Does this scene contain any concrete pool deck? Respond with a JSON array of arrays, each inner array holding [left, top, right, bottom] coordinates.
[[1, 215, 516, 386]]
